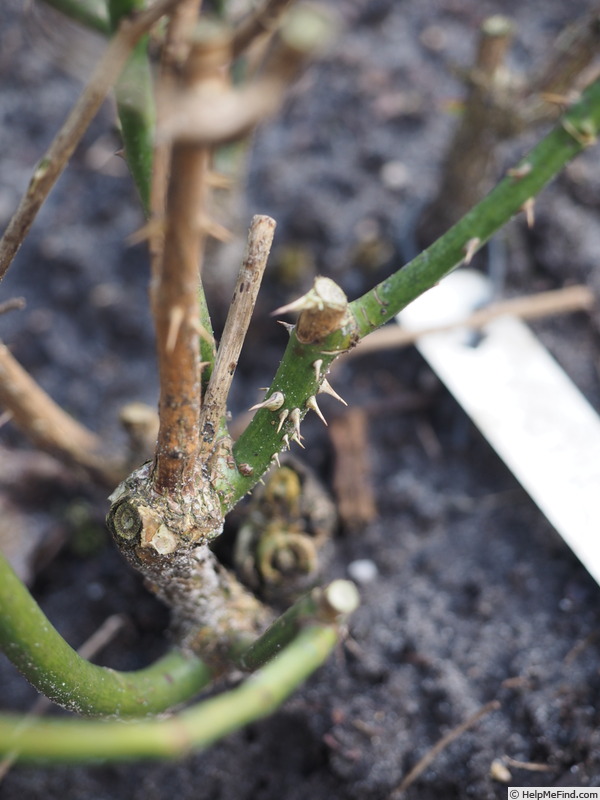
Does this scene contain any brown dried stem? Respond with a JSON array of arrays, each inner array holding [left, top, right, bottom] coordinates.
[[348, 284, 594, 356], [0, 0, 185, 283], [527, 5, 600, 111], [151, 25, 230, 494], [0, 343, 122, 486], [231, 0, 294, 59], [418, 16, 515, 244], [161, 4, 333, 146], [199, 215, 275, 453], [149, 0, 202, 277], [391, 700, 501, 797]]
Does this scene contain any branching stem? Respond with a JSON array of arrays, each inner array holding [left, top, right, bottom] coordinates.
[[0, 625, 339, 762], [0, 0, 186, 283]]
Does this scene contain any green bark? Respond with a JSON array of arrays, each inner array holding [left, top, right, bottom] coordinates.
[[0, 625, 338, 762], [351, 78, 600, 337], [0, 551, 212, 716], [222, 77, 600, 505], [108, 0, 156, 215]]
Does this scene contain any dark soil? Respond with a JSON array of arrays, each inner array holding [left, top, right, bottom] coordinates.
[[2, 1, 600, 798]]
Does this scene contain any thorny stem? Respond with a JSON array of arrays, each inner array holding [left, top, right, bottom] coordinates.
[[0, 625, 340, 762], [223, 77, 600, 504], [351, 76, 600, 339], [0, 0, 187, 283], [149, 0, 202, 278], [161, 4, 334, 145], [151, 22, 231, 495]]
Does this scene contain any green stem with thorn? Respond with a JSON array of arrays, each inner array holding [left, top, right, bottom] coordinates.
[[108, 0, 156, 215], [221, 77, 600, 506], [352, 78, 600, 337]]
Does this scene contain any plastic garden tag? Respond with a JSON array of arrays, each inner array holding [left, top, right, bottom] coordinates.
[[397, 269, 600, 585]]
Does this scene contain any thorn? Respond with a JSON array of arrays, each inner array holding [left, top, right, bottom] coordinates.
[[506, 162, 532, 180], [277, 408, 289, 433], [289, 408, 302, 438], [291, 432, 305, 449], [272, 452, 281, 467], [249, 391, 285, 412], [540, 90, 578, 108], [521, 197, 535, 229], [306, 395, 327, 426], [114, 148, 125, 159], [282, 434, 290, 450], [127, 217, 164, 246], [206, 171, 233, 189], [189, 317, 215, 345], [319, 379, 348, 406], [271, 286, 319, 316], [166, 306, 185, 353], [463, 237, 480, 266], [312, 359, 324, 382], [197, 215, 233, 242], [561, 117, 597, 147], [277, 320, 295, 336]]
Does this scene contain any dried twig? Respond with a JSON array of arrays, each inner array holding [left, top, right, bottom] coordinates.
[[418, 16, 516, 244], [504, 755, 554, 773], [161, 4, 333, 146], [0, 0, 186, 283], [199, 215, 275, 453], [527, 5, 600, 111], [231, 0, 294, 59], [349, 285, 594, 357], [0, 343, 122, 486], [390, 700, 501, 797], [0, 298, 25, 315], [329, 409, 377, 531]]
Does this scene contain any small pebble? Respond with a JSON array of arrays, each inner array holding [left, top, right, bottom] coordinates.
[[347, 559, 378, 584], [490, 759, 512, 783]]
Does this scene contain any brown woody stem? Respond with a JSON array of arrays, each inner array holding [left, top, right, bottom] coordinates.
[[199, 215, 275, 454], [0, 343, 122, 486], [231, 0, 294, 58], [151, 25, 231, 494], [0, 0, 185, 283]]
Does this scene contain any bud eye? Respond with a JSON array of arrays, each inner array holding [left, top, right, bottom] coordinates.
[[108, 500, 142, 542]]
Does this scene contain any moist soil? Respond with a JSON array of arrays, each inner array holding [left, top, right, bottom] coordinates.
[[1, 1, 600, 798]]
